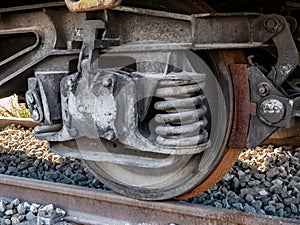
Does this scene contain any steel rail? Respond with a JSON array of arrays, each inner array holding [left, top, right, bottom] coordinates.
[[0, 175, 299, 225], [0, 117, 39, 129]]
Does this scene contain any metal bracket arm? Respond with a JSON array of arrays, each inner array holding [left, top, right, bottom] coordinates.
[[247, 66, 300, 148], [107, 7, 298, 85], [108, 7, 296, 50]]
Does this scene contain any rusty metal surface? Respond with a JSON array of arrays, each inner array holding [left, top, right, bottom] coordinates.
[[65, 0, 121, 12], [229, 64, 256, 148], [0, 174, 299, 225], [175, 51, 246, 200], [176, 148, 242, 200]]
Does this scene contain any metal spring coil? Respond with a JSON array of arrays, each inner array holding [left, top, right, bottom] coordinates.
[[154, 73, 208, 147]]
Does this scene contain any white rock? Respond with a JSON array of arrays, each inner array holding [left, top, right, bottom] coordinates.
[[0, 200, 6, 213], [259, 189, 268, 196]]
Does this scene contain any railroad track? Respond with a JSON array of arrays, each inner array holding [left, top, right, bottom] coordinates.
[[0, 174, 298, 225]]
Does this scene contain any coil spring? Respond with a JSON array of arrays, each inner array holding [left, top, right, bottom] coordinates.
[[154, 72, 208, 147]]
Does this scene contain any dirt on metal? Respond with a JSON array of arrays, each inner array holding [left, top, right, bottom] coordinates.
[[229, 64, 257, 148]]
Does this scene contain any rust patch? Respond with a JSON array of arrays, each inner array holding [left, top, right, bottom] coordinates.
[[65, 0, 122, 13], [228, 64, 256, 148], [176, 148, 242, 200]]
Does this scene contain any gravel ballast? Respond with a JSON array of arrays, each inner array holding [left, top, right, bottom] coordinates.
[[0, 198, 66, 225], [0, 126, 299, 222], [188, 146, 300, 220]]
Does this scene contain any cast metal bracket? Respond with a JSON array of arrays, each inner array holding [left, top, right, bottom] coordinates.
[[247, 66, 300, 148]]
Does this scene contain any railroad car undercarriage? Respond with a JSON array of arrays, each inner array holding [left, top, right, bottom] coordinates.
[[0, 0, 299, 200]]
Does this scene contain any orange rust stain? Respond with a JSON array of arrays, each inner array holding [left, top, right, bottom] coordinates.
[[65, 0, 122, 12], [176, 148, 242, 200]]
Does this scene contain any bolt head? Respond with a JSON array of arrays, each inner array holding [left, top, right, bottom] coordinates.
[[104, 130, 116, 141], [102, 77, 112, 87], [26, 92, 35, 105], [264, 18, 279, 33], [31, 109, 40, 122], [257, 83, 269, 96]]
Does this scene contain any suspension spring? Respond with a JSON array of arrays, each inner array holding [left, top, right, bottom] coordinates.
[[154, 72, 209, 147]]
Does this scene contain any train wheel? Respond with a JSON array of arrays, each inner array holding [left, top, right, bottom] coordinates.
[[83, 1, 245, 200]]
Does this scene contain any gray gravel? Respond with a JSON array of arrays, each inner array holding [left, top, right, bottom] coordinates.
[[187, 146, 300, 220], [0, 151, 105, 190], [0, 199, 65, 225], [0, 139, 299, 221]]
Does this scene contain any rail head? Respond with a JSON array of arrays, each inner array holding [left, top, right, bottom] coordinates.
[[0, 175, 298, 225]]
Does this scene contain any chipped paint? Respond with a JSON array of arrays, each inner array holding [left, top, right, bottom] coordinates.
[[65, 0, 122, 12], [279, 63, 293, 76]]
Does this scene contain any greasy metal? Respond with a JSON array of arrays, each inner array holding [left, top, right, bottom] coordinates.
[[228, 64, 256, 148], [0, 175, 299, 225], [65, 0, 122, 12]]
